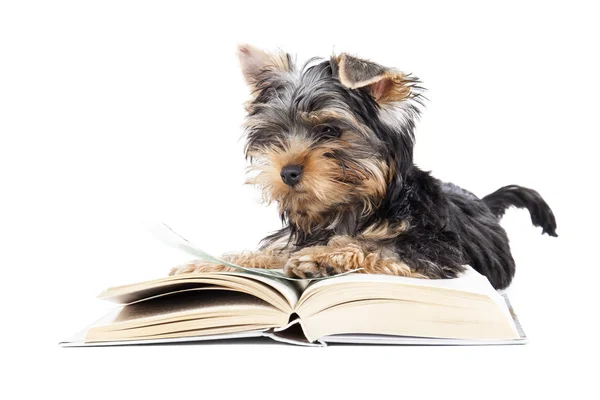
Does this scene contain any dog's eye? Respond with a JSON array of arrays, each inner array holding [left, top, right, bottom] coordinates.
[[314, 125, 341, 139]]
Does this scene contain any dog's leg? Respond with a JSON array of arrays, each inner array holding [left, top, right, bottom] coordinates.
[[284, 236, 427, 279], [169, 249, 290, 276]]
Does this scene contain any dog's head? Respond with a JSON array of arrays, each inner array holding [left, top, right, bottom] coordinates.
[[238, 45, 423, 232]]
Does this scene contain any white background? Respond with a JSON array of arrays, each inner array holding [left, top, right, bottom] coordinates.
[[1, 1, 599, 399]]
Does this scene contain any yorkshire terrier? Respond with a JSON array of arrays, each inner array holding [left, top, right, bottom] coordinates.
[[170, 45, 557, 290]]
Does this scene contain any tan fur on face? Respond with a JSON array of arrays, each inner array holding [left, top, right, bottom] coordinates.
[[299, 110, 369, 137], [247, 135, 389, 231]]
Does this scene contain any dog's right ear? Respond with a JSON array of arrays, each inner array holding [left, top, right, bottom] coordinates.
[[237, 44, 291, 92], [334, 53, 413, 105]]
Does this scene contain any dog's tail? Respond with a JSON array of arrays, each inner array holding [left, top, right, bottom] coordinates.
[[482, 185, 558, 237]]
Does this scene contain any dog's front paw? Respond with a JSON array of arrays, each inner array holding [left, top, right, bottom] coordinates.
[[284, 243, 368, 278], [284, 253, 336, 279], [169, 260, 237, 276]]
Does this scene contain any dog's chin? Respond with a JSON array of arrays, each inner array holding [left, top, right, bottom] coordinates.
[[273, 189, 329, 217], [278, 191, 324, 213], [255, 175, 363, 228]]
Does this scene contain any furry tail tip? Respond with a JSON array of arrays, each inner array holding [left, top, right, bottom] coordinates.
[[482, 185, 557, 237]]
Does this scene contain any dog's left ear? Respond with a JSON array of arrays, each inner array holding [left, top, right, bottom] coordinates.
[[237, 44, 291, 92], [334, 54, 412, 104]]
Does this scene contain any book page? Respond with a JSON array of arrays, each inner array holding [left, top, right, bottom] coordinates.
[[297, 265, 506, 312], [301, 265, 496, 299], [86, 290, 288, 342], [98, 271, 303, 313], [97, 291, 273, 327], [295, 266, 520, 342]]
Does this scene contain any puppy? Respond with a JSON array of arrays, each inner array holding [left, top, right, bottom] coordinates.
[[171, 45, 557, 289]]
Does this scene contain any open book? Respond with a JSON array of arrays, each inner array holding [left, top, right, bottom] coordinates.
[[61, 266, 526, 347]]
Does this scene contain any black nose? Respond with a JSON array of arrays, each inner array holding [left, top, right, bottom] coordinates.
[[280, 165, 302, 187]]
